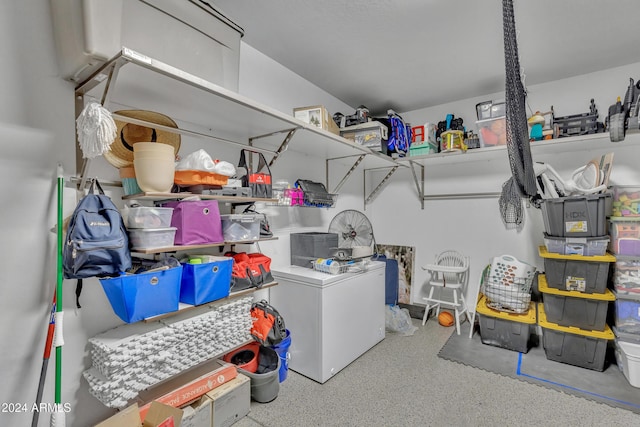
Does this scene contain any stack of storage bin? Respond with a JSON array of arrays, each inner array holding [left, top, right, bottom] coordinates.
[[609, 185, 640, 387], [476, 260, 538, 353], [125, 205, 177, 250], [538, 193, 615, 371]]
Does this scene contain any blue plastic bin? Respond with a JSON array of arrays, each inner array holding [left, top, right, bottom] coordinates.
[[99, 265, 182, 323], [271, 329, 291, 382], [180, 257, 232, 305]]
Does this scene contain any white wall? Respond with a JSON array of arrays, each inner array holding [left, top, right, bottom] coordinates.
[[382, 62, 640, 308], [1, 2, 639, 426], [0, 2, 84, 427], [0, 3, 359, 426]]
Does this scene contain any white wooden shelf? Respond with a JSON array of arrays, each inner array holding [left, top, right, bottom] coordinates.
[[122, 191, 277, 204], [74, 47, 397, 183], [130, 237, 278, 255], [397, 132, 640, 167]]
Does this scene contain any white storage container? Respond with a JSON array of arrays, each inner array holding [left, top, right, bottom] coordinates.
[[340, 122, 388, 150], [128, 227, 177, 250], [50, 0, 243, 87], [125, 206, 173, 229], [543, 234, 609, 256], [615, 339, 640, 388], [221, 214, 261, 242]]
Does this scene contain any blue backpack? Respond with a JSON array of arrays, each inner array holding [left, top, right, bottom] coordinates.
[[386, 110, 411, 156], [63, 179, 131, 280]]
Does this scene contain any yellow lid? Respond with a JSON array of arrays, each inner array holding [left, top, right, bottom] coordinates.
[[538, 245, 616, 262], [537, 303, 614, 339], [475, 294, 537, 324], [538, 275, 615, 301]]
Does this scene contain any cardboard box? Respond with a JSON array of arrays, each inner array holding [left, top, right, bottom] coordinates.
[[144, 402, 183, 427], [96, 402, 183, 427], [180, 395, 212, 427], [293, 105, 340, 135], [138, 360, 237, 420], [206, 373, 251, 427]]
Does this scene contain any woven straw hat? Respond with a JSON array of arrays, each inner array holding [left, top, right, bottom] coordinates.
[[104, 110, 181, 169]]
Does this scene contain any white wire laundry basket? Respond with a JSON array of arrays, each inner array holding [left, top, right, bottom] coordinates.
[[482, 255, 537, 314]]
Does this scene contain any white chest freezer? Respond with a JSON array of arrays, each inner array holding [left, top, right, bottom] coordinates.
[[270, 261, 386, 383]]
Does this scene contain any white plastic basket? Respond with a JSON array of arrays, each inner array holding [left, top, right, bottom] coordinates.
[[483, 255, 536, 313], [489, 254, 536, 286]]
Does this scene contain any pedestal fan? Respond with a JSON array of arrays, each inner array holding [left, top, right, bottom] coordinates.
[[328, 210, 376, 259]]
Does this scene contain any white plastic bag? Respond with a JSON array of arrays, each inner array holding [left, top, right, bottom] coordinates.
[[175, 149, 236, 176], [214, 159, 236, 176], [385, 305, 418, 336]]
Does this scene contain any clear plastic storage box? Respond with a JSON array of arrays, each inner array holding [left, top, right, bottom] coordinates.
[[615, 292, 640, 335], [340, 121, 388, 151], [221, 214, 262, 242], [542, 233, 609, 256], [612, 185, 640, 217], [609, 217, 640, 256], [125, 206, 174, 229], [613, 256, 640, 295], [128, 227, 177, 250], [476, 116, 506, 147]]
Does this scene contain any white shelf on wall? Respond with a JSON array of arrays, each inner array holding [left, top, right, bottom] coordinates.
[[397, 132, 640, 167], [385, 132, 640, 203], [75, 47, 397, 181]]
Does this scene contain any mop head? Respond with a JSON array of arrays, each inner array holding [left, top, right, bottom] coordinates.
[[76, 102, 117, 159]]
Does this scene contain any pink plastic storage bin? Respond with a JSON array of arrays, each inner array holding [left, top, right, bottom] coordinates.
[[162, 200, 223, 245]]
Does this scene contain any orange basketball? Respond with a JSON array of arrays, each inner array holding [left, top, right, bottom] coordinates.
[[438, 311, 455, 327]]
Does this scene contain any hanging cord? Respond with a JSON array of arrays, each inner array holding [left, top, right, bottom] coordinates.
[[76, 102, 117, 159], [499, 0, 538, 229]]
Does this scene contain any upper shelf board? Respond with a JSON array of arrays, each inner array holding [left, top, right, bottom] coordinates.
[[75, 47, 396, 170]]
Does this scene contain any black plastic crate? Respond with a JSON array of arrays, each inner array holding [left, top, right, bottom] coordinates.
[[552, 99, 603, 137]]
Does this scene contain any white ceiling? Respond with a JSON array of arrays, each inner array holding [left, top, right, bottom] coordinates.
[[213, 0, 640, 116]]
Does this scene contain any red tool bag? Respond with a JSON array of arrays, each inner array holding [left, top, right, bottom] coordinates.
[[226, 252, 274, 291], [238, 149, 272, 198], [250, 300, 286, 346]]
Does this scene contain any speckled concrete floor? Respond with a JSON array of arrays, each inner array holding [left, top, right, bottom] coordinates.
[[232, 317, 639, 427]]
